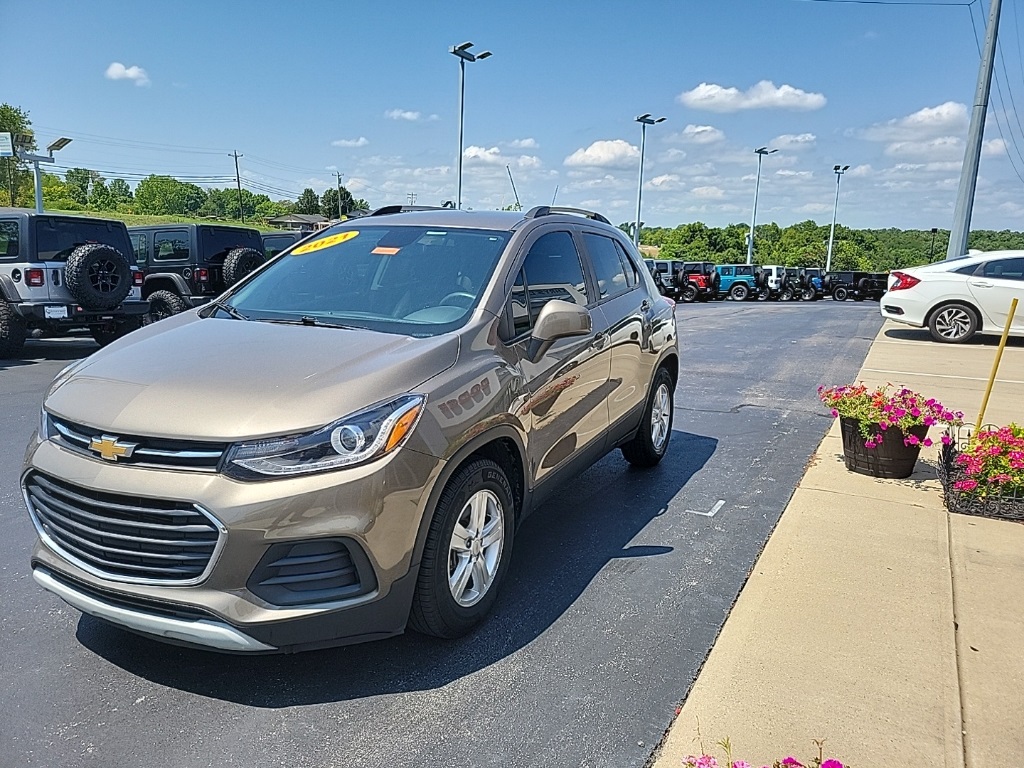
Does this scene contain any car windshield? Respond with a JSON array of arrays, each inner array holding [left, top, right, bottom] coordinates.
[[227, 224, 511, 337]]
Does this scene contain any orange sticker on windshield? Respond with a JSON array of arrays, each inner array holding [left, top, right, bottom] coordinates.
[[371, 246, 400, 255], [291, 230, 359, 255]]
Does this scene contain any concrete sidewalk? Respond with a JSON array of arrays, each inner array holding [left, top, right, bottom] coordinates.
[[654, 322, 1024, 767]]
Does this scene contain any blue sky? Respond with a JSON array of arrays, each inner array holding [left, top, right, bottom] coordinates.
[[6, 0, 1024, 230]]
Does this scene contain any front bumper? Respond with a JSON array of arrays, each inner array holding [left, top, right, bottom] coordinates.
[[24, 434, 444, 653], [14, 300, 150, 325]]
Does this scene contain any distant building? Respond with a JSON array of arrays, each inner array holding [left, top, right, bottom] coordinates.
[[266, 213, 329, 232]]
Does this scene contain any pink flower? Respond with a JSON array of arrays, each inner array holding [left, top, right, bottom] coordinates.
[[830, 409, 839, 418], [696, 757, 718, 768], [781, 759, 803, 768], [954, 479, 979, 491], [911, 407, 921, 417], [879, 420, 889, 430], [731, 762, 751, 768], [942, 434, 953, 445], [821, 761, 845, 768], [904, 434, 920, 446], [922, 437, 933, 447]]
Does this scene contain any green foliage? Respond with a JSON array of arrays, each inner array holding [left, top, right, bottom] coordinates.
[[295, 188, 319, 215], [0, 103, 35, 207], [134, 175, 206, 216], [108, 178, 133, 207], [320, 187, 339, 219]]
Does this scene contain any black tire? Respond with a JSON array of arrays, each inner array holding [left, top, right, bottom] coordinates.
[[801, 286, 817, 302], [857, 277, 871, 292], [928, 303, 980, 344], [755, 269, 768, 289], [833, 286, 849, 301], [621, 366, 674, 467], [147, 290, 189, 321], [680, 284, 698, 303], [729, 283, 749, 301], [780, 286, 795, 302], [409, 458, 515, 639], [90, 317, 144, 347], [64, 243, 132, 310], [222, 247, 264, 286], [0, 300, 27, 359], [756, 288, 771, 301], [709, 271, 721, 292]]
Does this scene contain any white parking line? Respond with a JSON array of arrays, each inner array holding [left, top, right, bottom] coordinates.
[[861, 368, 1024, 385], [687, 500, 725, 517]]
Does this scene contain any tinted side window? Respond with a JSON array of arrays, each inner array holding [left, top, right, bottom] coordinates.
[[154, 230, 190, 261], [583, 233, 630, 299], [130, 233, 148, 264], [0, 220, 18, 261], [612, 240, 640, 288], [982, 258, 1024, 281], [737, 265, 754, 276], [521, 231, 588, 311], [200, 227, 263, 262], [263, 236, 294, 258], [719, 266, 733, 277]]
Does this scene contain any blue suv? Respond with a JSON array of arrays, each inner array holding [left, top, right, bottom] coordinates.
[[715, 264, 758, 301]]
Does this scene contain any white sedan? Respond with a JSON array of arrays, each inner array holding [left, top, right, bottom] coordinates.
[[880, 250, 1024, 343]]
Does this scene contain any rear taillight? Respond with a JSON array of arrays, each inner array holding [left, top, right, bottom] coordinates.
[[195, 268, 209, 283], [26, 268, 45, 287], [132, 270, 144, 286], [890, 271, 920, 291]]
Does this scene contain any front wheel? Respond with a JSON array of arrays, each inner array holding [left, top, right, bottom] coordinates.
[[832, 286, 849, 301], [729, 283, 749, 301], [621, 367, 674, 467], [801, 287, 817, 301], [756, 288, 771, 302], [409, 459, 515, 639], [680, 285, 698, 303], [779, 286, 794, 302]]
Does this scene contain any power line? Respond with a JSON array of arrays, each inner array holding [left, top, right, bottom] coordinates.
[[795, 0, 976, 6]]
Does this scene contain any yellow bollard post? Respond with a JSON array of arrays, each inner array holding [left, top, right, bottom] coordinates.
[[976, 297, 1019, 428]]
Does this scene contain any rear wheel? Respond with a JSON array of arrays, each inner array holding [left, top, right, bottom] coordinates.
[[729, 283, 749, 301], [410, 459, 515, 639], [801, 286, 817, 301], [90, 317, 143, 347], [680, 284, 698, 303], [928, 303, 979, 343], [621, 366, 674, 467], [780, 286, 795, 302], [146, 290, 188, 322], [833, 286, 849, 301], [0, 300, 27, 359]]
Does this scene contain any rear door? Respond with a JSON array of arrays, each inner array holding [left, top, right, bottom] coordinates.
[[968, 257, 1024, 333]]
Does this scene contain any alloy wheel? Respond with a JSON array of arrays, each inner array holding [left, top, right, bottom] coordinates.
[[448, 489, 504, 607], [934, 307, 973, 340], [651, 382, 671, 453]]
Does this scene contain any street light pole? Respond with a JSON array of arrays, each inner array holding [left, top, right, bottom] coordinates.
[[633, 113, 666, 247], [16, 136, 72, 213], [825, 164, 850, 273], [450, 41, 491, 210], [746, 146, 777, 265]]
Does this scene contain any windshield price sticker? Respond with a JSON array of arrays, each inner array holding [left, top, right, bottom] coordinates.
[[292, 230, 359, 255]]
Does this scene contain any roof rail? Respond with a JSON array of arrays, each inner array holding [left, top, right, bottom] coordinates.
[[367, 205, 455, 217], [523, 205, 611, 225]]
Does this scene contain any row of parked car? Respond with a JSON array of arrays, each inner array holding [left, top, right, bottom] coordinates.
[[642, 259, 889, 303], [0, 208, 307, 358]]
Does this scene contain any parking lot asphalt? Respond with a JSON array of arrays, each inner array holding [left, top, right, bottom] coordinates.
[[0, 301, 884, 768]]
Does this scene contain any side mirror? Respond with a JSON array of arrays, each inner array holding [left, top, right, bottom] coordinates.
[[526, 300, 592, 362]]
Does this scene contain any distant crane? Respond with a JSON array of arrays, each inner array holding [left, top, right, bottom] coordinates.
[[505, 165, 521, 211]]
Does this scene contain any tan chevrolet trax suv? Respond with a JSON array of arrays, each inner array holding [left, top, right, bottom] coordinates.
[[23, 205, 678, 653]]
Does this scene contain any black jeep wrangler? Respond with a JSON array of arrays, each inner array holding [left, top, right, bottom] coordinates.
[[824, 271, 889, 301], [128, 224, 266, 319], [0, 209, 148, 357]]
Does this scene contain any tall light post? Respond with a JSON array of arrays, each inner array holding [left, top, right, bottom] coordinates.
[[15, 136, 72, 213], [825, 164, 850, 273], [633, 113, 666, 247], [746, 146, 777, 265], [450, 41, 492, 210]]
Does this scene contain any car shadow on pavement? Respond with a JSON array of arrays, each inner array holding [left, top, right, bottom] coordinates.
[[77, 429, 718, 707], [884, 327, 1024, 347]]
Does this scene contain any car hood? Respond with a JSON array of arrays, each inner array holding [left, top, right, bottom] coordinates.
[[45, 313, 459, 441]]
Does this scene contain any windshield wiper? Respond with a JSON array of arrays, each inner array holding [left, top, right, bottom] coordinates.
[[209, 299, 250, 321], [257, 316, 355, 330]]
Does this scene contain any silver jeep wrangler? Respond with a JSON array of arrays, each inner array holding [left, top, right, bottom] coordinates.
[[0, 209, 147, 357]]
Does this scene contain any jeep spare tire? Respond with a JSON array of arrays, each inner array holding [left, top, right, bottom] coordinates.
[[223, 247, 264, 286], [755, 269, 768, 289], [64, 243, 132, 310]]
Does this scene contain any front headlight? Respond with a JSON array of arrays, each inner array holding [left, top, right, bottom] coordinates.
[[221, 394, 425, 480]]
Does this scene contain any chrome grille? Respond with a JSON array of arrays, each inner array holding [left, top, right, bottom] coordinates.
[[49, 415, 226, 471], [24, 472, 222, 584]]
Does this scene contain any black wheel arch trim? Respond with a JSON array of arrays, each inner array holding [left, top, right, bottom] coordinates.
[[143, 273, 192, 300]]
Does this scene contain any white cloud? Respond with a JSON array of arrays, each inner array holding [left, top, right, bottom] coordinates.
[[463, 145, 542, 169], [771, 133, 816, 150], [861, 102, 968, 142], [691, 186, 725, 199], [848, 164, 874, 178], [775, 169, 813, 178], [385, 109, 422, 121], [674, 124, 726, 144], [508, 138, 539, 149], [883, 136, 963, 160], [983, 138, 1007, 157], [678, 80, 826, 112], [662, 148, 688, 161], [564, 139, 640, 169], [646, 174, 682, 190], [331, 137, 369, 148], [105, 62, 150, 87], [796, 203, 832, 214]]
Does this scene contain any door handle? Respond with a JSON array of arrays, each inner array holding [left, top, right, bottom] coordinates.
[[591, 332, 608, 350], [640, 299, 651, 311], [970, 280, 993, 288]]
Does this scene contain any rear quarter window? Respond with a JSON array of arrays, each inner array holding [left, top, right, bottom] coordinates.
[[0, 220, 19, 261], [34, 217, 133, 261], [200, 227, 264, 262]]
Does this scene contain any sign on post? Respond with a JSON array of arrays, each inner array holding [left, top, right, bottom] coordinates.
[[0, 132, 13, 158]]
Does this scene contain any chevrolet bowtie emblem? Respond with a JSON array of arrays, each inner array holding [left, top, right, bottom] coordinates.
[[88, 435, 138, 462]]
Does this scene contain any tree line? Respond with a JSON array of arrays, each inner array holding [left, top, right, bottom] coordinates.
[[629, 220, 1024, 272]]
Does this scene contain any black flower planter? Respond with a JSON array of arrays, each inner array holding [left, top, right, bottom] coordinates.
[[938, 430, 1024, 521], [839, 416, 929, 479]]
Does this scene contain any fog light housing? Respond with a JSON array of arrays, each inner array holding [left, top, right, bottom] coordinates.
[[247, 538, 377, 607]]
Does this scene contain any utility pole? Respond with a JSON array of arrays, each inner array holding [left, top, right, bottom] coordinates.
[[333, 171, 345, 218], [407, 192, 417, 206], [229, 150, 244, 222], [947, 0, 1002, 260], [506, 164, 521, 211], [825, 164, 850, 273]]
